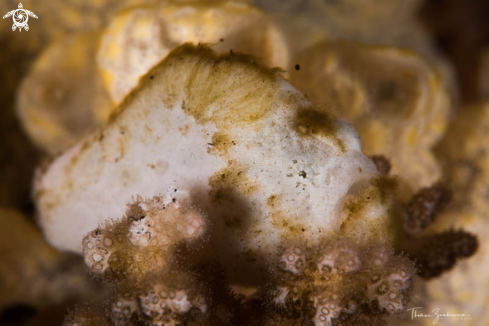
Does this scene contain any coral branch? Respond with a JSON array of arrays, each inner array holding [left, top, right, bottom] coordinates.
[[403, 183, 452, 233], [369, 155, 392, 175], [404, 229, 478, 279]]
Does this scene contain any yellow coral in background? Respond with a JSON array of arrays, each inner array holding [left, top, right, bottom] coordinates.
[[97, 0, 289, 105], [0, 209, 102, 314], [290, 41, 451, 198], [423, 103, 489, 326], [16, 0, 289, 155], [17, 33, 113, 155]]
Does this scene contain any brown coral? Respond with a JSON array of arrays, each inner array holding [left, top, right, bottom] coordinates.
[[369, 155, 392, 175], [82, 194, 206, 282], [404, 230, 478, 279], [264, 240, 416, 326], [403, 183, 452, 233], [290, 40, 451, 199], [68, 195, 246, 325]]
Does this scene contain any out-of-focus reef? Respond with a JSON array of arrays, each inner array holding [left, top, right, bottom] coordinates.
[[419, 0, 489, 104], [2, 0, 489, 325], [290, 41, 450, 198], [254, 0, 432, 58], [16, 0, 289, 155], [17, 32, 113, 154], [254, 0, 457, 98], [0, 208, 105, 325], [421, 103, 489, 325], [0, 0, 159, 208]]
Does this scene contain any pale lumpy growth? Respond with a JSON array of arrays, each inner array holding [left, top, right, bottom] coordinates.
[[313, 296, 350, 326], [37, 44, 396, 283], [83, 228, 117, 276], [97, 0, 289, 104]]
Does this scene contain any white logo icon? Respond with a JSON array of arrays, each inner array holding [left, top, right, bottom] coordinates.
[[3, 3, 38, 32]]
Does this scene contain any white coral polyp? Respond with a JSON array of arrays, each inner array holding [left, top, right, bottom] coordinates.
[[280, 246, 306, 275], [111, 293, 139, 325], [272, 286, 290, 305], [139, 283, 207, 323], [368, 270, 412, 313], [82, 229, 116, 275], [313, 297, 344, 326], [127, 199, 205, 248], [128, 217, 155, 247], [317, 244, 361, 273]]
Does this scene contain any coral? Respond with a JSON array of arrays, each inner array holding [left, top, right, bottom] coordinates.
[[397, 179, 478, 280], [82, 194, 206, 282], [138, 278, 208, 326], [404, 230, 478, 279], [97, 0, 289, 104], [403, 183, 452, 233], [65, 194, 416, 326], [290, 41, 451, 198], [4, 1, 487, 326], [66, 195, 246, 326], [35, 45, 399, 287], [265, 240, 416, 326], [17, 32, 113, 155], [0, 208, 104, 316], [369, 155, 392, 175], [420, 103, 489, 325]]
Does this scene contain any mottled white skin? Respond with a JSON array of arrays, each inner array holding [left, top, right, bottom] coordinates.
[[36, 45, 380, 283]]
